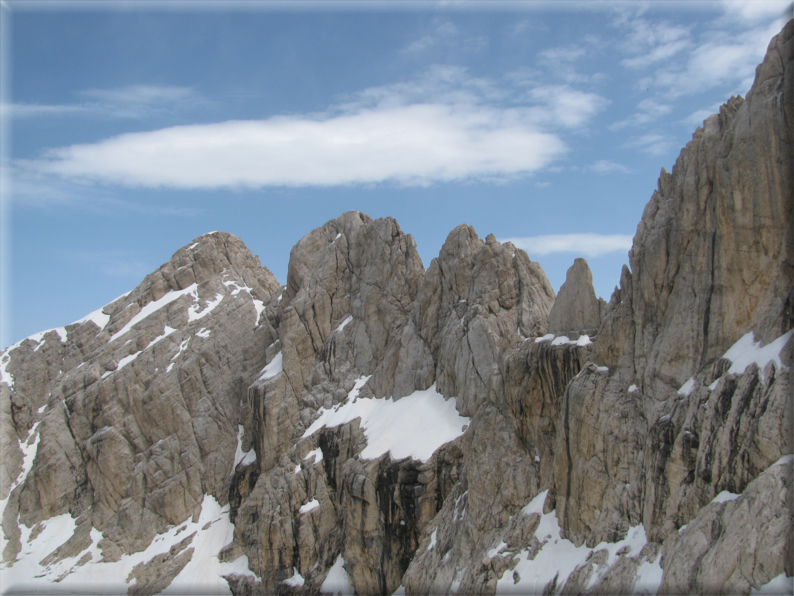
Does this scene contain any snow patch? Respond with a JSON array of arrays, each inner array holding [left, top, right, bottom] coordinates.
[[335, 315, 353, 334], [299, 499, 320, 514], [487, 540, 508, 558], [677, 377, 695, 396], [196, 328, 212, 338], [0, 352, 13, 389], [74, 306, 111, 332], [303, 448, 323, 465], [712, 491, 740, 504], [535, 334, 554, 343], [301, 380, 470, 462], [632, 552, 664, 595], [258, 352, 283, 381], [628, 384, 638, 393], [722, 330, 793, 383], [427, 529, 437, 551], [233, 425, 256, 469], [321, 554, 355, 596], [498, 491, 653, 595], [0, 495, 257, 595], [283, 568, 305, 587], [188, 292, 223, 323]]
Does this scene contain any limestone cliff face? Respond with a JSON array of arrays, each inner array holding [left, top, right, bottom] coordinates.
[[0, 20, 791, 596]]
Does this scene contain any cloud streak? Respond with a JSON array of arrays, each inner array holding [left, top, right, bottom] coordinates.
[[5, 85, 206, 120], [502, 233, 633, 258]]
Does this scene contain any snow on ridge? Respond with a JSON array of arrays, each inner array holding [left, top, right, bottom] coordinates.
[[0, 352, 14, 389], [101, 326, 179, 380], [301, 379, 470, 463], [111, 284, 199, 342]]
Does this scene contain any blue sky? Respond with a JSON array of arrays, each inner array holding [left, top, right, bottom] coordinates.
[[1, 0, 790, 349]]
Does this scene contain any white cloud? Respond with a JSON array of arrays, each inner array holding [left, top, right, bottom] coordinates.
[[501, 233, 633, 258], [589, 160, 631, 174], [526, 85, 609, 129], [719, 0, 792, 24], [20, 67, 612, 190], [21, 104, 567, 189]]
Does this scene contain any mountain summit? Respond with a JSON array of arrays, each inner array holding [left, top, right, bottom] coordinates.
[[1, 19, 792, 596]]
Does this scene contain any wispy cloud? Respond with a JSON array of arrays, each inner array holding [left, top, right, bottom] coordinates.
[[614, 5, 787, 99], [624, 133, 677, 157], [610, 98, 672, 130], [501, 233, 633, 258], [0, 103, 87, 118], [401, 21, 487, 55], [589, 160, 631, 174], [5, 84, 206, 120], [19, 67, 609, 190], [535, 42, 603, 85]]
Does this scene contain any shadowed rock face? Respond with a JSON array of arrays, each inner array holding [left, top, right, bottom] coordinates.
[[1, 20, 792, 596]]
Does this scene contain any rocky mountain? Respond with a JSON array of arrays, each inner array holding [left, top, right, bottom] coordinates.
[[0, 18, 791, 596]]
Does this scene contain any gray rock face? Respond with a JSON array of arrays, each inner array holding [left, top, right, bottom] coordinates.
[[617, 21, 793, 398], [1, 232, 279, 580], [548, 258, 603, 337], [1, 20, 791, 596], [415, 228, 556, 417]]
